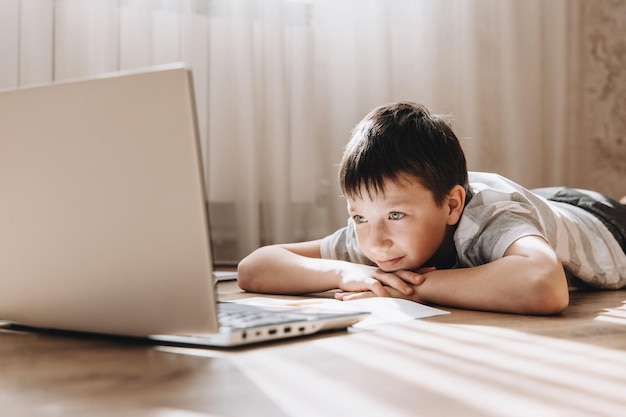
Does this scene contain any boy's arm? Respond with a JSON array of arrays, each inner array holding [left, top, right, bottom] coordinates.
[[338, 235, 570, 315], [237, 240, 422, 296]]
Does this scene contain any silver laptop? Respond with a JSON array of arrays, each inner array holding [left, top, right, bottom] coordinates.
[[0, 63, 367, 347]]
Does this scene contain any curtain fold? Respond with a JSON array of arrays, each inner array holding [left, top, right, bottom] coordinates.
[[2, 0, 623, 264]]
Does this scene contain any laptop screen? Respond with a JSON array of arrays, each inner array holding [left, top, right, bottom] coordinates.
[[0, 63, 219, 336]]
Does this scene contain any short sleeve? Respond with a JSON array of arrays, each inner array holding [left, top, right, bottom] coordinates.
[[455, 200, 546, 266]]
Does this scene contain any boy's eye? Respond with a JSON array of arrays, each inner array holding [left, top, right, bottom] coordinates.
[[389, 212, 405, 220], [353, 215, 367, 224]]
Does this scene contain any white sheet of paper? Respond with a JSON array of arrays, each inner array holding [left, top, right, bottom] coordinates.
[[228, 296, 449, 329]]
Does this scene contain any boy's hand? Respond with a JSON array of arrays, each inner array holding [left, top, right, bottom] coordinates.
[[335, 267, 431, 300]]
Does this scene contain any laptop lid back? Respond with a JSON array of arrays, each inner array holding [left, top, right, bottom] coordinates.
[[0, 63, 218, 336]]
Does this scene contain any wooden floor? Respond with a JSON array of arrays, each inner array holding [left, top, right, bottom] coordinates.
[[2, 282, 625, 417]]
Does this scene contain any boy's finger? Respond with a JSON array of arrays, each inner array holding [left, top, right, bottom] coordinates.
[[375, 273, 413, 295], [341, 291, 376, 301], [395, 270, 426, 285], [366, 278, 391, 297]]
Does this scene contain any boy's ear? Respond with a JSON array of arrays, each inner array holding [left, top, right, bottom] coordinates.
[[445, 185, 466, 225]]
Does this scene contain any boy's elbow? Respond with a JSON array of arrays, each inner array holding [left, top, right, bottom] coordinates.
[[530, 289, 569, 315], [526, 267, 569, 315], [236, 245, 283, 293], [236, 254, 261, 292]]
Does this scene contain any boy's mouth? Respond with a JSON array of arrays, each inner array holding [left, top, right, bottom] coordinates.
[[376, 256, 404, 270]]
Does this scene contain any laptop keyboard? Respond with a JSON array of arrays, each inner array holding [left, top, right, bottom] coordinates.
[[217, 303, 306, 330]]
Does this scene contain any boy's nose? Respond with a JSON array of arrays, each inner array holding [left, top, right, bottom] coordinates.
[[368, 222, 392, 252]]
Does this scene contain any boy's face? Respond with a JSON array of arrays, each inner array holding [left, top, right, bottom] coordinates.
[[347, 176, 458, 272]]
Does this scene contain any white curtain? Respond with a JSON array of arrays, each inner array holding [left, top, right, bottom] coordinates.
[[1, 0, 585, 264]]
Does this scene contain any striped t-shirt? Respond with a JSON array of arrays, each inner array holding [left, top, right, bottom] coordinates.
[[320, 172, 626, 289]]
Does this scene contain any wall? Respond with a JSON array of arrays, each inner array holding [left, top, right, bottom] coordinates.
[[575, 0, 626, 199]]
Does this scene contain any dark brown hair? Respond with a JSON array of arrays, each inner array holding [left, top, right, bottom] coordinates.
[[339, 101, 470, 205]]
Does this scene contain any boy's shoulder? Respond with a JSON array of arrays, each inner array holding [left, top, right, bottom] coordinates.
[[466, 171, 532, 205], [456, 171, 553, 266], [462, 171, 548, 222], [467, 171, 519, 189]]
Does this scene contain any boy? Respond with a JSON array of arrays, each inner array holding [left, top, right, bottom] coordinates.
[[237, 102, 626, 315]]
